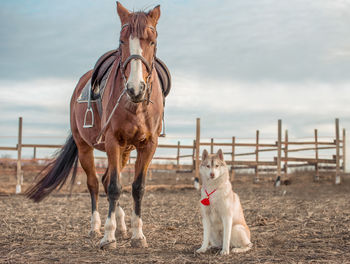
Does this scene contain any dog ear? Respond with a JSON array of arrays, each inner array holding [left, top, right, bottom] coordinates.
[[217, 149, 224, 161], [202, 149, 208, 161]]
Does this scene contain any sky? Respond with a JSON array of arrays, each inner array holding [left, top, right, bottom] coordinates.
[[0, 0, 349, 170]]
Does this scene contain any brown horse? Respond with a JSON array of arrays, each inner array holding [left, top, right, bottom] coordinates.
[[26, 2, 164, 249]]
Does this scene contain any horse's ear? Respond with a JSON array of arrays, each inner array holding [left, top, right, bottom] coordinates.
[[148, 5, 161, 25], [217, 149, 224, 161], [202, 149, 208, 161], [116, 1, 130, 24]]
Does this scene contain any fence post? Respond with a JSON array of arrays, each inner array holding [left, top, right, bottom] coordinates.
[[254, 130, 259, 183], [192, 140, 196, 171], [210, 138, 214, 154], [33, 146, 37, 160], [314, 129, 319, 181], [284, 130, 288, 179], [335, 118, 341, 184], [195, 118, 201, 182], [231, 136, 235, 182], [342, 128, 346, 173], [275, 119, 282, 187], [16, 117, 23, 194], [176, 141, 180, 167]]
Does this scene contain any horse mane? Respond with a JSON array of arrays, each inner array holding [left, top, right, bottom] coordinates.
[[128, 12, 149, 39]]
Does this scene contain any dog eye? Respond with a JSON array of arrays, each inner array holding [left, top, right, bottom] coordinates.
[[206, 165, 210, 168], [215, 165, 219, 168]]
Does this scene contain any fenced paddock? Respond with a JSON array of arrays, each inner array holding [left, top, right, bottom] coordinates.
[[0, 117, 346, 193], [0, 118, 349, 263]]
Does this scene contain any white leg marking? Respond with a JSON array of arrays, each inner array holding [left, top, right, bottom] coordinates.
[[221, 216, 233, 255], [116, 206, 127, 236], [196, 216, 210, 253], [127, 36, 144, 96], [100, 212, 116, 246], [131, 211, 145, 240], [89, 211, 101, 235]]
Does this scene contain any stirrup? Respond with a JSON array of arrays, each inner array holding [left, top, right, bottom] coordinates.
[[159, 112, 166, 137], [83, 107, 94, 128]]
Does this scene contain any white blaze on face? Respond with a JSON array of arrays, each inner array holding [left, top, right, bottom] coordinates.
[[127, 36, 144, 96]]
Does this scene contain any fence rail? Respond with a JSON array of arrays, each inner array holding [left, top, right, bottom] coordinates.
[[0, 117, 346, 193]]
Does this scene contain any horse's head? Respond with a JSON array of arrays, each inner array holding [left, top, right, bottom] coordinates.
[[117, 2, 160, 103]]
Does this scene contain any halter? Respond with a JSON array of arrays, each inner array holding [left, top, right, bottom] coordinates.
[[119, 23, 157, 104]]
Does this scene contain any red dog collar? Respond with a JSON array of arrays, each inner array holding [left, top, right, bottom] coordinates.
[[201, 189, 216, 206]]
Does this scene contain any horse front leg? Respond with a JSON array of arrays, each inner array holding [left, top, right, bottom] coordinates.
[[114, 148, 132, 239], [131, 141, 157, 248], [99, 137, 122, 249]]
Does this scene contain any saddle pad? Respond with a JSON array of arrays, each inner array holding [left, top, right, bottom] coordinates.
[[77, 79, 95, 103], [77, 65, 111, 103]]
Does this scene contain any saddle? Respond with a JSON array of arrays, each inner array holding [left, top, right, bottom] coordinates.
[[77, 49, 171, 128]]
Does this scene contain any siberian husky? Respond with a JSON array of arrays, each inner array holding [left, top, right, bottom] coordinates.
[[196, 149, 252, 255]]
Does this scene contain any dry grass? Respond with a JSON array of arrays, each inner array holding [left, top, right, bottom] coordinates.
[[0, 163, 350, 263]]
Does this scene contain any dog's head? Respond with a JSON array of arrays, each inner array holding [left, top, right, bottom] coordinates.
[[200, 149, 226, 181]]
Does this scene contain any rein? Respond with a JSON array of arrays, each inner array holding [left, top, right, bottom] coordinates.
[[95, 88, 127, 144]]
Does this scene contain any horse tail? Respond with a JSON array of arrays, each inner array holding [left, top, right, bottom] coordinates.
[[26, 134, 79, 202]]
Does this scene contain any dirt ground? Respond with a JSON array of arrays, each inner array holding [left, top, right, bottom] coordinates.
[[1, 163, 350, 263]]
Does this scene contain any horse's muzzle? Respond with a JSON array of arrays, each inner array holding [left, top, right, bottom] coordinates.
[[126, 82, 146, 103]]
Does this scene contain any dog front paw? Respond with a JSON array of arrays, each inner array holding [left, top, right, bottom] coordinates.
[[220, 249, 230, 255], [196, 247, 208, 253]]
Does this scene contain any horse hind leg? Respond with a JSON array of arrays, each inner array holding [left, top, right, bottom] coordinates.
[[77, 143, 101, 237], [115, 202, 128, 239]]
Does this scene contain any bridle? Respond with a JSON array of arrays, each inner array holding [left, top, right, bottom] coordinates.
[[119, 23, 157, 104], [95, 23, 160, 144]]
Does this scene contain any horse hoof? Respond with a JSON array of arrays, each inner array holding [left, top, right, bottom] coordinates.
[[131, 238, 148, 248], [100, 240, 116, 250], [89, 230, 101, 238]]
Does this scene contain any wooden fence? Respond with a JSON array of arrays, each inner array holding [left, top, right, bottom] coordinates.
[[0, 117, 346, 193]]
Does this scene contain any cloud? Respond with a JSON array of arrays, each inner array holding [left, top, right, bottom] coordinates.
[[1, 0, 350, 83], [1, 1, 349, 169]]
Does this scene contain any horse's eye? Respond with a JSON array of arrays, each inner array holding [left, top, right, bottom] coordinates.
[[150, 41, 155, 46], [120, 40, 125, 45]]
